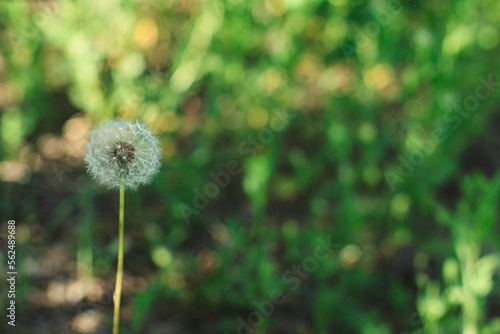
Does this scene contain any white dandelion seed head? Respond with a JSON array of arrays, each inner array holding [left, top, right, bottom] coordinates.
[[84, 118, 162, 190]]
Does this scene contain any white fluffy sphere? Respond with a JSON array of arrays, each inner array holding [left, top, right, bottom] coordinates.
[[84, 119, 161, 190]]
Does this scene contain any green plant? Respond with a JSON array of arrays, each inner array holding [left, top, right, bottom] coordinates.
[[417, 174, 500, 334]]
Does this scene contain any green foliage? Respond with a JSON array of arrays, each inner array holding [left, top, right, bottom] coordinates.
[[1, 0, 500, 333], [416, 175, 500, 334]]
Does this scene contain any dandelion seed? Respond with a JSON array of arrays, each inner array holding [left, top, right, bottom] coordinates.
[[84, 119, 162, 190]]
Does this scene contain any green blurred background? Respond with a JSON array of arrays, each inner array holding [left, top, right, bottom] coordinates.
[[1, 0, 500, 333]]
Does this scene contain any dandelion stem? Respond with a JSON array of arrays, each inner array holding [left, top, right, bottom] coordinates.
[[113, 173, 125, 334]]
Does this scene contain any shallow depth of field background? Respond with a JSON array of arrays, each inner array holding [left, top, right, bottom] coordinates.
[[1, 0, 500, 333]]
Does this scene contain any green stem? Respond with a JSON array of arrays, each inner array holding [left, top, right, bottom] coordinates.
[[458, 239, 479, 334], [113, 174, 125, 334]]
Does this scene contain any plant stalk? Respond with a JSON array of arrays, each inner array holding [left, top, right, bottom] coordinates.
[[113, 173, 125, 334]]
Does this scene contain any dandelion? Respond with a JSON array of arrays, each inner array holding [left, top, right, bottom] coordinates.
[[84, 118, 161, 334], [84, 118, 161, 190]]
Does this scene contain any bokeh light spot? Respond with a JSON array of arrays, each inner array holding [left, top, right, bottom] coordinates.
[[152, 246, 173, 268], [247, 107, 269, 129], [390, 193, 411, 218], [135, 18, 158, 49], [478, 26, 499, 49], [340, 244, 362, 268]]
